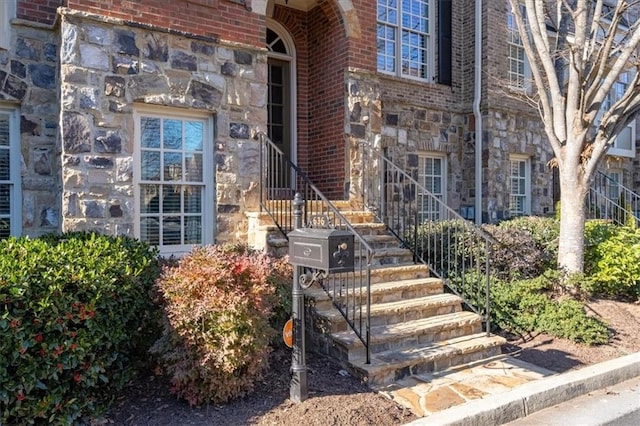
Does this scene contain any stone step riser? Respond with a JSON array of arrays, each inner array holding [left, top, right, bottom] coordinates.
[[355, 254, 415, 268], [260, 200, 359, 211], [357, 241, 404, 250], [367, 323, 483, 356], [361, 345, 503, 387], [254, 214, 378, 227], [259, 224, 390, 239], [369, 269, 430, 284], [311, 302, 462, 334], [307, 281, 443, 311], [316, 320, 483, 364]]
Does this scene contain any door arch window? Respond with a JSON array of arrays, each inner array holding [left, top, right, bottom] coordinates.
[[266, 21, 296, 191]]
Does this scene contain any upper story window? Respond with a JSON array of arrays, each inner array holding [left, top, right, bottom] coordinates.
[[509, 155, 531, 216], [134, 107, 215, 257], [604, 72, 636, 158], [0, 0, 16, 50], [377, 0, 432, 81], [506, 2, 531, 90], [0, 106, 21, 239]]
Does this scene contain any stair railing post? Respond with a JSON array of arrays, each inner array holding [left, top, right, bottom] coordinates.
[[485, 238, 491, 337], [290, 192, 308, 403]]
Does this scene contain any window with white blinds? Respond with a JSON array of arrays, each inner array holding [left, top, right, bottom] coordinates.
[[134, 107, 215, 256], [0, 106, 20, 239]]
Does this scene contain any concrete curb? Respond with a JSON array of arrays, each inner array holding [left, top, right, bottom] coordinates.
[[406, 351, 640, 425]]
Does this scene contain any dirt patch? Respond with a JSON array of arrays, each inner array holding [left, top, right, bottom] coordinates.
[[103, 299, 640, 425], [503, 299, 640, 372], [103, 347, 417, 426]]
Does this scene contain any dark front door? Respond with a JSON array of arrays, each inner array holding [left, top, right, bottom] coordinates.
[[268, 58, 292, 192]]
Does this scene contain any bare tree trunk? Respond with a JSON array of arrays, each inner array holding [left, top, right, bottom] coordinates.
[[557, 169, 589, 274]]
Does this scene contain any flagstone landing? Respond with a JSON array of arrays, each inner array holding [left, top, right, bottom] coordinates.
[[374, 355, 555, 418]]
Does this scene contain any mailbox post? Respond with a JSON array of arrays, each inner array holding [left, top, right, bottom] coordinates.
[[287, 193, 355, 403], [289, 193, 307, 403]]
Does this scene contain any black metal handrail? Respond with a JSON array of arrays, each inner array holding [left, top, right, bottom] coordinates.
[[257, 132, 374, 363], [587, 171, 640, 227], [358, 142, 493, 334]]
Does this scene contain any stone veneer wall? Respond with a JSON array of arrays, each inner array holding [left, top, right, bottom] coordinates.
[[59, 8, 267, 243], [346, 68, 556, 222], [0, 21, 60, 237], [345, 70, 381, 201], [482, 110, 555, 221], [345, 69, 474, 217]]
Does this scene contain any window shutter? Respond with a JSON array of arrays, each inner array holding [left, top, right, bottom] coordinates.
[[438, 0, 452, 85]]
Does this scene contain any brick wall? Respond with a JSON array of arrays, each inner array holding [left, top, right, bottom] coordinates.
[[63, 0, 264, 47], [343, 0, 376, 72], [306, 2, 349, 198], [17, 0, 62, 24]]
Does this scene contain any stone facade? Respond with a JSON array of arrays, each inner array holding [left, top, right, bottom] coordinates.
[[1, 0, 639, 247], [482, 111, 554, 221], [1, 21, 60, 237], [57, 9, 266, 242]]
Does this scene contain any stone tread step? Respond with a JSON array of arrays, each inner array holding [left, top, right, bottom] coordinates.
[[267, 236, 406, 253], [256, 221, 387, 233], [361, 247, 413, 258], [360, 234, 402, 244], [247, 210, 376, 223], [305, 276, 441, 302], [331, 311, 482, 348], [258, 200, 358, 209], [314, 293, 462, 322], [294, 263, 430, 286], [350, 333, 506, 378]]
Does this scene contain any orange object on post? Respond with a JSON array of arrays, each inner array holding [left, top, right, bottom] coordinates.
[[283, 318, 293, 348]]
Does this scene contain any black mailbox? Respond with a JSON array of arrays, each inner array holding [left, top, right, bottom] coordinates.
[[288, 228, 355, 273]]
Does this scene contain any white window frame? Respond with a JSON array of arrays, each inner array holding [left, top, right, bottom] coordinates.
[[417, 153, 446, 222], [0, 105, 21, 238], [506, 2, 532, 91], [133, 106, 215, 257], [509, 155, 531, 216], [0, 0, 16, 50], [377, 0, 434, 82], [605, 169, 623, 201], [597, 72, 637, 158], [607, 120, 636, 158]]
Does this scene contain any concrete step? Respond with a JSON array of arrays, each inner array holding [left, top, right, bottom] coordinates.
[[331, 311, 483, 361], [313, 293, 463, 333], [350, 333, 506, 386]]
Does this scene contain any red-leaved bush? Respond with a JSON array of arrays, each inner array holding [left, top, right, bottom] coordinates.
[[151, 244, 291, 406]]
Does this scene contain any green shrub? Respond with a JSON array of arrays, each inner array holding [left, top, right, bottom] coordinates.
[[613, 193, 638, 229], [0, 232, 160, 424], [537, 299, 610, 344], [489, 274, 552, 338], [407, 219, 480, 276], [584, 222, 640, 299], [484, 216, 559, 280], [151, 244, 290, 406], [409, 217, 559, 283], [490, 272, 609, 345]]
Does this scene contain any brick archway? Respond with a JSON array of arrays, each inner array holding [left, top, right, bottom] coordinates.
[[319, 0, 361, 39]]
